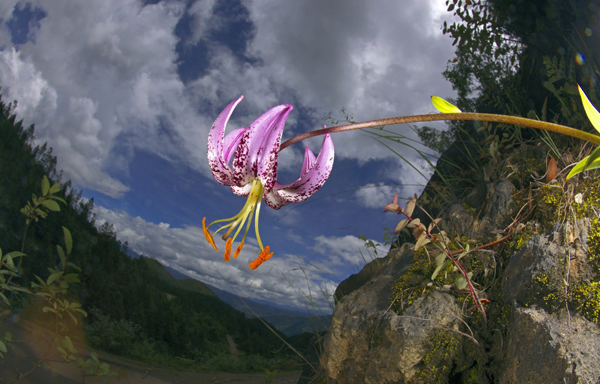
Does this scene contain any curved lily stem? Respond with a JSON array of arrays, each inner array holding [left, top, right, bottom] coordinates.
[[279, 113, 600, 151]]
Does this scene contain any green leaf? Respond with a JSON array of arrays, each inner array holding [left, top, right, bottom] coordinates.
[[455, 276, 468, 290], [5, 251, 25, 259], [566, 154, 600, 180], [578, 84, 600, 134], [67, 262, 81, 272], [64, 273, 80, 283], [431, 262, 447, 281], [0, 340, 7, 354], [0, 292, 10, 306], [63, 336, 75, 352], [42, 199, 60, 212], [67, 311, 78, 325], [4, 332, 12, 342], [47, 271, 63, 285], [435, 253, 446, 267], [49, 182, 61, 194], [584, 146, 600, 169], [42, 176, 50, 196], [431, 96, 462, 113], [57, 246, 66, 270], [63, 227, 73, 255], [57, 346, 67, 356]]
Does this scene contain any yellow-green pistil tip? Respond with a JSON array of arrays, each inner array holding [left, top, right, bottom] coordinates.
[[202, 179, 269, 262], [431, 96, 462, 114]]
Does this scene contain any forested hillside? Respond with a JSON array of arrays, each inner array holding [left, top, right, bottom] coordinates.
[[0, 97, 299, 371]]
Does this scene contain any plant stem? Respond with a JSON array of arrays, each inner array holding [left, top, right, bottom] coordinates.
[[279, 113, 600, 151]]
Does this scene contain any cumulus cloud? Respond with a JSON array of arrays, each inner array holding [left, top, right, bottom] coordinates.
[[0, 0, 457, 311], [93, 204, 337, 310], [355, 183, 398, 209], [0, 0, 211, 198], [311, 234, 378, 272]]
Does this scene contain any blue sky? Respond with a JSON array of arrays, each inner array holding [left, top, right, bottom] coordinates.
[[0, 0, 456, 312]]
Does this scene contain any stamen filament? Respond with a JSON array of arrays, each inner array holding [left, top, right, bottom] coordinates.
[[203, 178, 271, 268], [254, 199, 264, 250]]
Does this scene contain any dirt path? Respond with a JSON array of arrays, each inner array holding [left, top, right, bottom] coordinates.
[[0, 319, 303, 384]]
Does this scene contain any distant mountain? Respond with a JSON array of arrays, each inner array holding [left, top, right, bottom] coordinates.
[[141, 257, 216, 297], [137, 253, 332, 336]]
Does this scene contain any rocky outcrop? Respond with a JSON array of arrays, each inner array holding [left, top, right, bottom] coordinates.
[[321, 244, 464, 384], [318, 173, 600, 383], [500, 219, 600, 383]]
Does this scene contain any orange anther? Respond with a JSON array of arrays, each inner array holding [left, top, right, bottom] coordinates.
[[224, 238, 233, 261], [249, 246, 273, 270], [233, 240, 244, 259], [202, 217, 218, 252]]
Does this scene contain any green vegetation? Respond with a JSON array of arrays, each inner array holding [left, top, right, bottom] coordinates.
[[0, 95, 303, 373]]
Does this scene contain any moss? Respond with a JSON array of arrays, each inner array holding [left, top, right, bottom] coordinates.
[[461, 203, 477, 217], [390, 248, 434, 314], [411, 330, 460, 384], [571, 282, 600, 323], [523, 179, 600, 323]]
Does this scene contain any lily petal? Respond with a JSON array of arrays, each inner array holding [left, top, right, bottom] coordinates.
[[223, 127, 247, 165], [264, 133, 334, 210], [300, 146, 317, 177], [208, 96, 244, 186], [233, 105, 293, 191]]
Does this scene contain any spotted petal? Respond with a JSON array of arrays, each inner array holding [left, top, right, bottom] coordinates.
[[264, 133, 334, 210], [207, 96, 244, 186], [232, 104, 293, 191]]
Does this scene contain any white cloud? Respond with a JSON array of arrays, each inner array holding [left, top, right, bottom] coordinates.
[[311, 234, 378, 272], [0, 0, 211, 198], [93, 204, 337, 311], [355, 183, 397, 209]]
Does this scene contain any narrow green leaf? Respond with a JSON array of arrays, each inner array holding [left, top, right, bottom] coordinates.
[[5, 251, 25, 259], [41, 199, 60, 212], [566, 155, 600, 180], [67, 311, 78, 325], [3, 255, 14, 271], [578, 84, 600, 134], [47, 271, 63, 285], [64, 336, 75, 352], [0, 292, 9, 306], [435, 253, 446, 267], [51, 196, 66, 204], [49, 182, 61, 194], [431, 262, 447, 281], [431, 96, 462, 113], [57, 347, 68, 358], [57, 246, 66, 270], [67, 262, 81, 272], [0, 340, 7, 354], [4, 332, 12, 342], [584, 146, 600, 169], [61, 227, 73, 255], [42, 176, 50, 196]]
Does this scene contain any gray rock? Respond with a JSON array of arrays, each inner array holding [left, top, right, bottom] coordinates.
[[501, 307, 600, 384], [321, 244, 464, 384]]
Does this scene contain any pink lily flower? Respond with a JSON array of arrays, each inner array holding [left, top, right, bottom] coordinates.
[[202, 96, 335, 269]]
